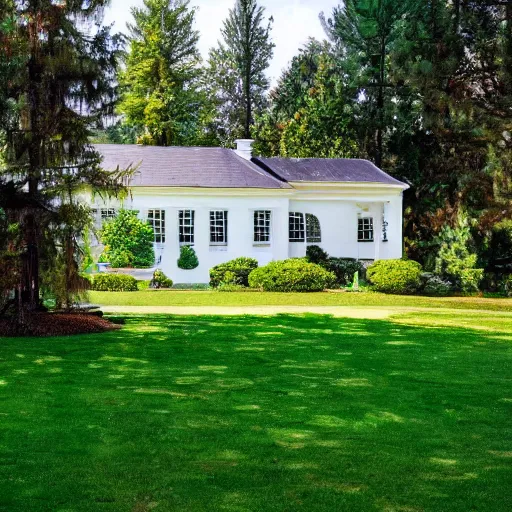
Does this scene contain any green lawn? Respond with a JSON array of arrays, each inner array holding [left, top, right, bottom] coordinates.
[[89, 290, 512, 311], [1, 312, 511, 511]]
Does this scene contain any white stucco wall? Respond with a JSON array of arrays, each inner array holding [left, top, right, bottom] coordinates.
[[89, 184, 406, 283]]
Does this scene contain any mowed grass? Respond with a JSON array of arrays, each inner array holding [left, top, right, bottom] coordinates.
[[1, 313, 512, 511], [89, 289, 512, 311]]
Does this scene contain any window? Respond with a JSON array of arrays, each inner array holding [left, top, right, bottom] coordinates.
[[254, 210, 272, 244], [289, 212, 305, 242], [306, 214, 321, 243], [101, 208, 116, 221], [358, 217, 374, 242], [178, 210, 195, 245], [148, 209, 166, 244], [210, 210, 228, 245]]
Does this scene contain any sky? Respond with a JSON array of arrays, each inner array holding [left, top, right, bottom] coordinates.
[[104, 0, 339, 85]]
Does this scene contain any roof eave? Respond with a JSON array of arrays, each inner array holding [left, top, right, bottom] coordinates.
[[288, 181, 409, 191]]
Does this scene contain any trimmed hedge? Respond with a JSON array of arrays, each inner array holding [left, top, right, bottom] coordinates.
[[367, 259, 423, 294], [248, 259, 336, 292], [91, 274, 138, 292], [178, 246, 199, 270], [210, 257, 259, 288]]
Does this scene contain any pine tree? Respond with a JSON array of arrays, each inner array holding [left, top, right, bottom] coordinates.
[[118, 0, 206, 146], [0, 1, 129, 320], [207, 0, 274, 142], [321, 0, 408, 167]]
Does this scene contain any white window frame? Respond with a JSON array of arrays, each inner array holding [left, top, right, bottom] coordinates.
[[358, 217, 374, 242], [178, 209, 195, 246], [306, 213, 322, 243], [210, 210, 228, 246], [253, 210, 272, 245], [289, 212, 305, 242], [148, 209, 166, 244]]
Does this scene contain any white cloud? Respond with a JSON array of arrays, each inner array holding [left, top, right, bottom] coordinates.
[[104, 0, 338, 85]]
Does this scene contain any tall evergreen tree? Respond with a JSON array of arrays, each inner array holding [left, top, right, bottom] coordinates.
[[207, 0, 274, 142], [0, 1, 129, 320], [254, 42, 358, 159], [118, 0, 206, 146], [321, 0, 408, 167]]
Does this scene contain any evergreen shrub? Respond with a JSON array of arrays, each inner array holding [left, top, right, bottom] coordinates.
[[325, 258, 366, 286], [421, 273, 452, 296], [248, 259, 335, 292], [367, 259, 423, 294], [150, 270, 173, 289], [209, 257, 259, 288], [306, 245, 329, 265], [177, 246, 199, 270]]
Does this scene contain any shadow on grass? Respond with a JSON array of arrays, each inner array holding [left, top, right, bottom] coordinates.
[[0, 314, 511, 512]]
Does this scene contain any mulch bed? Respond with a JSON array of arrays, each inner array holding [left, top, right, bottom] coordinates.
[[0, 313, 120, 337]]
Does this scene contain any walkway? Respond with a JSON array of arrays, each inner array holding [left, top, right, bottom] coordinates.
[[100, 305, 407, 319]]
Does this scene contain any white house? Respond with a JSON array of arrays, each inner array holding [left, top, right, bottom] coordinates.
[[89, 140, 409, 283]]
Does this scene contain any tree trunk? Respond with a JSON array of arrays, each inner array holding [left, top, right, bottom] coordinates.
[[376, 34, 386, 169]]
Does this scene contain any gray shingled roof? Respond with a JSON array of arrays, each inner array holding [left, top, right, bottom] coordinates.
[[253, 157, 408, 187], [95, 144, 291, 189]]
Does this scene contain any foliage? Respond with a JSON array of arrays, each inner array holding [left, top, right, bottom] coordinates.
[[306, 246, 365, 286], [177, 245, 199, 270], [248, 259, 335, 292], [485, 219, 512, 273], [117, 0, 211, 146], [209, 257, 259, 288], [367, 259, 423, 295], [325, 258, 366, 287], [420, 273, 452, 297], [434, 214, 484, 292], [91, 274, 139, 292], [305, 245, 329, 265], [100, 210, 155, 269], [499, 275, 512, 298], [254, 44, 357, 158], [150, 269, 173, 289], [206, 0, 274, 142]]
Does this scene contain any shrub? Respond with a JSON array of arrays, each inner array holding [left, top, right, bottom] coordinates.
[[177, 245, 199, 270], [91, 274, 138, 292], [248, 259, 335, 292], [367, 259, 423, 294], [460, 268, 484, 293], [434, 213, 483, 292], [150, 269, 173, 289], [100, 210, 155, 268], [486, 219, 512, 272], [210, 257, 259, 288], [306, 245, 329, 265], [325, 257, 366, 286], [500, 275, 512, 297], [421, 273, 452, 296]]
